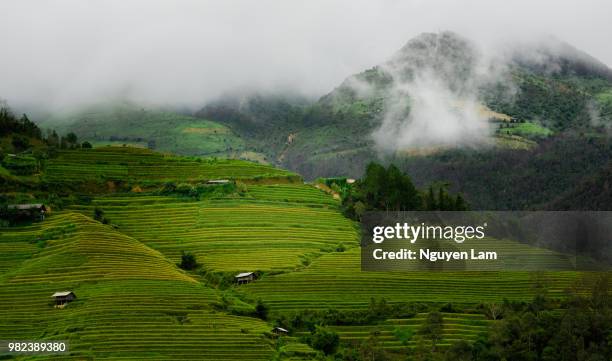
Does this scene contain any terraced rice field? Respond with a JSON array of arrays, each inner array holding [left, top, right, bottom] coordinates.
[[68, 185, 358, 272], [1, 148, 605, 359], [62, 183, 585, 312], [43, 147, 296, 183], [246, 248, 582, 312], [0, 214, 275, 360], [296, 313, 492, 352], [1, 213, 194, 284]]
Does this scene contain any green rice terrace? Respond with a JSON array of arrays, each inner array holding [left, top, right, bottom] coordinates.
[[0, 146, 607, 360], [42, 147, 296, 185]]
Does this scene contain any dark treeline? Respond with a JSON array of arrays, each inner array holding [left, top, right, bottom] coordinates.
[[340, 162, 467, 220], [0, 106, 86, 153], [0, 107, 41, 139]]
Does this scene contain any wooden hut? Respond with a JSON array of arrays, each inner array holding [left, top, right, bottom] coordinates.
[[272, 327, 289, 336], [7, 204, 47, 221], [235, 272, 254, 285], [51, 291, 76, 306]]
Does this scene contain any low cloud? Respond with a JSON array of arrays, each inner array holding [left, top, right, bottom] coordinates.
[[0, 0, 611, 115], [372, 70, 494, 151], [369, 32, 513, 152]]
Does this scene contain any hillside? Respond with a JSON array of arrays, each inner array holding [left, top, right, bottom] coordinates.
[[195, 32, 612, 210], [0, 213, 274, 360], [67, 187, 357, 272], [2, 146, 609, 359], [42, 103, 270, 164], [1, 146, 299, 196], [1, 29, 611, 359], [21, 32, 612, 212], [546, 160, 612, 210]]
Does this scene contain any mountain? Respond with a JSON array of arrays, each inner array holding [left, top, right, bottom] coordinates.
[[195, 31, 612, 209], [29, 31, 612, 209]]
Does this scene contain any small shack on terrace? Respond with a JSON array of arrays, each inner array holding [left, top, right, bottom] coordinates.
[[272, 327, 289, 336], [7, 204, 47, 221], [51, 291, 76, 306], [235, 272, 254, 285]]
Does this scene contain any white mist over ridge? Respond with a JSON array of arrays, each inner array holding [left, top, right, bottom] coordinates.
[[351, 30, 612, 152], [372, 70, 494, 151], [369, 32, 505, 152]]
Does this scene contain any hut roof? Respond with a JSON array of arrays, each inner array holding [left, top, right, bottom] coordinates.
[[207, 179, 230, 184], [273, 327, 289, 333], [51, 291, 75, 298], [235, 272, 254, 278], [8, 204, 46, 210]]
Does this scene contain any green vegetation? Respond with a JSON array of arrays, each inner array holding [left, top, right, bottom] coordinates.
[[245, 247, 583, 312], [48, 103, 248, 157], [498, 121, 553, 138], [311, 312, 491, 352], [180, 251, 199, 270], [308, 326, 340, 355], [340, 162, 467, 220], [42, 147, 295, 185], [67, 188, 357, 272], [2, 29, 612, 360], [1, 143, 610, 360], [394, 134, 612, 210]]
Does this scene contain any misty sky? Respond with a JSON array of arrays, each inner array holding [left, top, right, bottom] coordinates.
[[1, 0, 611, 111]]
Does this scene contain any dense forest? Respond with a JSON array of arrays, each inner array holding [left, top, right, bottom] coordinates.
[[334, 162, 467, 220]]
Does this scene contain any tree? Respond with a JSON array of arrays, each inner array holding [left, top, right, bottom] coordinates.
[[11, 135, 30, 151], [66, 132, 78, 144], [444, 340, 473, 361], [359, 333, 388, 361], [255, 299, 268, 320], [93, 207, 105, 222], [363, 162, 387, 209], [310, 326, 339, 355], [361, 162, 420, 211], [354, 201, 366, 220], [179, 251, 198, 270], [454, 194, 467, 211], [393, 326, 413, 346], [484, 303, 503, 320], [47, 130, 60, 147], [425, 186, 437, 210], [420, 311, 444, 352], [438, 187, 447, 211], [82, 141, 92, 149]]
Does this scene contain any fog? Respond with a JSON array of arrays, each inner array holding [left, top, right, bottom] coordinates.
[[1, 0, 611, 113]]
